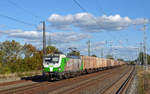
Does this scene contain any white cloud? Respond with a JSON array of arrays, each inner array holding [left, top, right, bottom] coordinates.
[[1, 29, 90, 47], [49, 31, 90, 44], [8, 30, 42, 39], [48, 13, 149, 32], [48, 14, 74, 31], [0, 29, 22, 34]]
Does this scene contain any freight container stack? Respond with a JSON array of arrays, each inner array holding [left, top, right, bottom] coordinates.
[[118, 61, 120, 66], [96, 58, 100, 68], [80, 56, 125, 71], [96, 58, 103, 68], [114, 60, 118, 66], [81, 56, 91, 70], [92, 57, 97, 69], [120, 61, 124, 65], [106, 59, 111, 67], [89, 56, 94, 69], [99, 58, 103, 68], [103, 59, 107, 68]]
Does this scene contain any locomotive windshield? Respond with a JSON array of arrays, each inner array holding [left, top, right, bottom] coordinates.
[[44, 56, 59, 64]]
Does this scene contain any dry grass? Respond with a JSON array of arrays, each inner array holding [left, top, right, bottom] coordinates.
[[0, 70, 42, 79], [136, 66, 150, 94]]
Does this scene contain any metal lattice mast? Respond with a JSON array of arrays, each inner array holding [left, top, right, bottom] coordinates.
[[143, 24, 148, 70], [101, 48, 103, 58], [87, 40, 90, 56]]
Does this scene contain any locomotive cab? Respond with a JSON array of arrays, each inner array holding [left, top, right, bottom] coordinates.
[[43, 54, 66, 73]]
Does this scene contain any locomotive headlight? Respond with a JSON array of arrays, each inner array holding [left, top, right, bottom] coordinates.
[[58, 67, 61, 71]]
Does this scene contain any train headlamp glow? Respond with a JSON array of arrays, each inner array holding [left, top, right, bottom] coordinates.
[[58, 67, 61, 71]]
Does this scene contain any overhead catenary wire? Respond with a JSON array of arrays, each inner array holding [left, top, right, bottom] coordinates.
[[0, 13, 37, 27], [7, 0, 42, 20], [73, 0, 120, 58], [95, 0, 125, 46], [73, 0, 89, 13], [73, 0, 102, 27], [73, 0, 116, 36]]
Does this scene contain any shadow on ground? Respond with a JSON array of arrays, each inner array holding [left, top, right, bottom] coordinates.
[[21, 75, 46, 82], [21, 75, 60, 82]]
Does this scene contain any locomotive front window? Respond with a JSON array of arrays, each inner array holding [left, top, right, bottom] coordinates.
[[44, 56, 59, 64], [52, 57, 59, 62]]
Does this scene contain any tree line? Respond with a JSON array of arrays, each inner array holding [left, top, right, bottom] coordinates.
[[136, 52, 150, 65], [0, 40, 149, 74], [0, 40, 59, 74]]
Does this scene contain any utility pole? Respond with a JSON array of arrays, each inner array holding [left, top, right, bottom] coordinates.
[[87, 40, 90, 56], [143, 23, 148, 70], [136, 43, 140, 65], [110, 41, 113, 58], [48, 34, 51, 46], [114, 48, 118, 60], [43, 21, 46, 56], [136, 47, 139, 65], [107, 40, 113, 58], [105, 40, 108, 58]]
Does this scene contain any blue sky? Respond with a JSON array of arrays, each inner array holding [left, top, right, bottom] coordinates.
[[0, 0, 150, 60]]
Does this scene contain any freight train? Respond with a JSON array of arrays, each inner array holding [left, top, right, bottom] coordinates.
[[42, 54, 125, 80]]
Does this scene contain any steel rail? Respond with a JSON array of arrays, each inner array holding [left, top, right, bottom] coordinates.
[[116, 66, 135, 94]]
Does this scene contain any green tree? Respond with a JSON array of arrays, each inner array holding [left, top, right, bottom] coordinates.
[[106, 54, 114, 59], [23, 43, 36, 58], [32, 51, 43, 70], [0, 40, 22, 63], [137, 52, 144, 65], [91, 54, 97, 57], [0, 50, 2, 73], [148, 54, 150, 65], [0, 41, 63, 74], [67, 51, 80, 56], [137, 52, 150, 65], [117, 58, 124, 61], [46, 46, 59, 54], [0, 50, 3, 63]]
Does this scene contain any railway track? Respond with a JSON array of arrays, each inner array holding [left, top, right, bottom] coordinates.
[[102, 65, 135, 94], [0, 80, 29, 87], [116, 65, 135, 94], [62, 65, 134, 94], [0, 65, 134, 94]]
